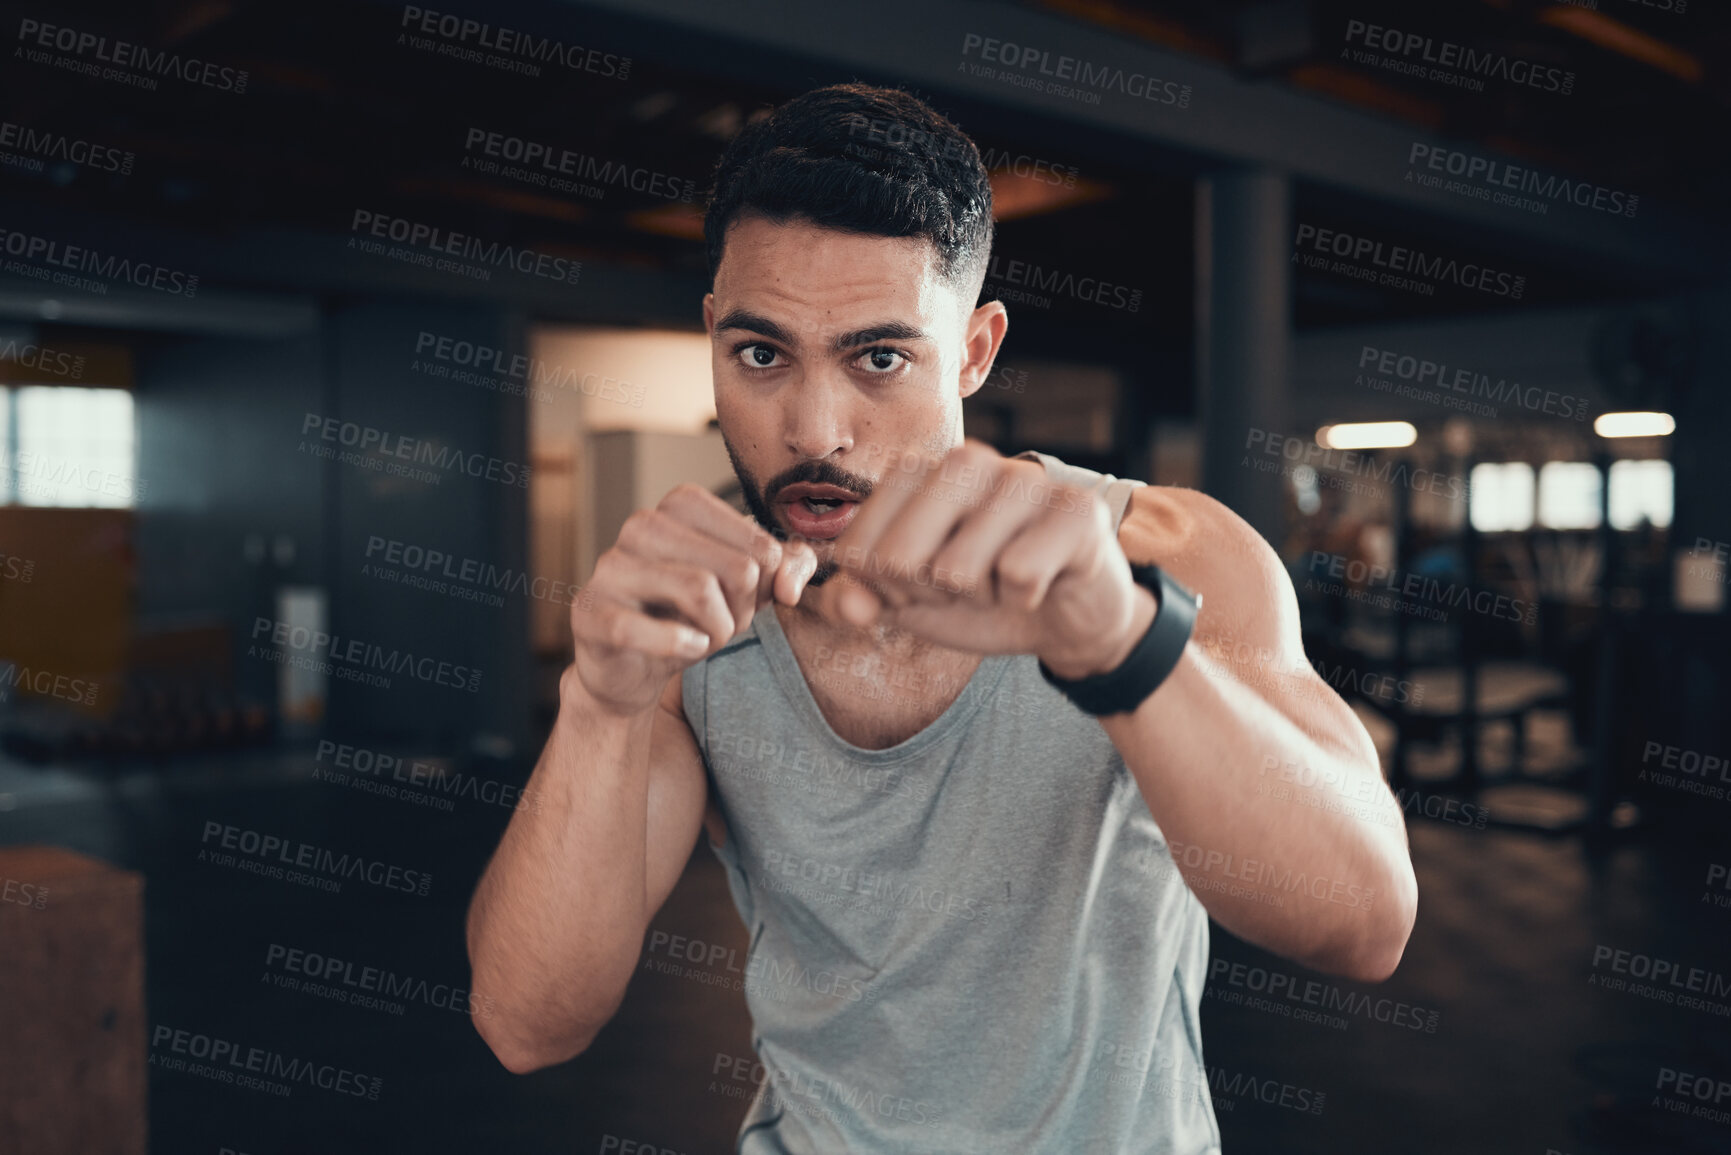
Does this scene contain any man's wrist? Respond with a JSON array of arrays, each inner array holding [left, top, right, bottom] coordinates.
[[559, 664, 662, 729], [1040, 582, 1158, 682]]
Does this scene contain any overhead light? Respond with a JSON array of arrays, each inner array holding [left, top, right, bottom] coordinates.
[[1594, 411, 1674, 438], [1317, 421, 1416, 450]]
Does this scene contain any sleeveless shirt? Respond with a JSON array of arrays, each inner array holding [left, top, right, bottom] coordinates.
[[680, 452, 1221, 1154]]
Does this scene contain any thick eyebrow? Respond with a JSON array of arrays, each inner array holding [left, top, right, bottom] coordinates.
[[713, 308, 796, 347], [712, 310, 929, 354], [830, 321, 929, 352]]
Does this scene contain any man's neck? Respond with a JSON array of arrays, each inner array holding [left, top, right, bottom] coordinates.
[[772, 575, 983, 749]]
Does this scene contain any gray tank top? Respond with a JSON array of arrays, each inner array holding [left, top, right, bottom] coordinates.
[[681, 453, 1220, 1154]]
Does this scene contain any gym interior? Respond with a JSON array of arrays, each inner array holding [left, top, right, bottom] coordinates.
[[0, 1, 1727, 1152]]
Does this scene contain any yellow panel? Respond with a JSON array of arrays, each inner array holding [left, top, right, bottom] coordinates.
[[0, 341, 134, 389], [0, 508, 132, 718]]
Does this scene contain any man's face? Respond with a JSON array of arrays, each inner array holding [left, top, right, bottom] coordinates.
[[704, 215, 1006, 585]]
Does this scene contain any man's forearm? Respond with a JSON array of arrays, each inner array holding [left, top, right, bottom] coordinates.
[[465, 672, 658, 1071], [1104, 647, 1417, 982]]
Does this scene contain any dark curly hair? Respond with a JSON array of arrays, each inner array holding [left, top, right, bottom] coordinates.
[[703, 83, 994, 298]]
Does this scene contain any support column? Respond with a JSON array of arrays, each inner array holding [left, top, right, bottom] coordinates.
[[1196, 169, 1291, 545]]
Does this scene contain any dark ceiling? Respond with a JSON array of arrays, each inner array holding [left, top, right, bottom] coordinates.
[[0, 0, 1724, 355]]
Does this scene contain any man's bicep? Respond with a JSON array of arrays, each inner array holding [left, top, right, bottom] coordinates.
[[645, 674, 712, 917], [1122, 487, 1377, 766], [1118, 486, 1301, 659]]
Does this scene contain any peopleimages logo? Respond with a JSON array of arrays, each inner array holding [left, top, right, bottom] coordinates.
[[300, 412, 532, 488], [1357, 345, 1589, 421], [0, 226, 198, 297], [461, 128, 696, 203], [150, 1024, 380, 1100], [248, 614, 483, 694], [0, 337, 85, 379], [200, 819, 434, 896], [1207, 957, 1441, 1033], [1294, 223, 1525, 300], [760, 848, 990, 924], [1590, 943, 1731, 1016], [982, 254, 1142, 313], [0, 120, 133, 174], [1343, 19, 1575, 94], [363, 533, 587, 609], [960, 33, 1191, 109], [1303, 549, 1539, 626], [1, 874, 49, 909], [16, 17, 249, 93], [0, 447, 146, 503], [1407, 143, 1638, 218], [1165, 838, 1377, 911], [412, 331, 644, 407], [348, 210, 581, 285], [0, 662, 97, 706], [264, 941, 495, 1018], [398, 6, 629, 80], [1243, 427, 1471, 504], [313, 739, 543, 815], [841, 113, 1082, 189], [710, 1052, 944, 1127]]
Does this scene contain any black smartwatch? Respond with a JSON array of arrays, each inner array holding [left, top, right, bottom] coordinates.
[[1038, 563, 1200, 716]]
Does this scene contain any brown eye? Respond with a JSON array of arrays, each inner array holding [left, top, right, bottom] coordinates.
[[857, 348, 906, 374], [737, 344, 783, 369]]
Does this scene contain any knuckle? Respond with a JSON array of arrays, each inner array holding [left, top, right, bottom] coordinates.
[[680, 565, 721, 603], [997, 558, 1039, 589], [590, 551, 625, 586], [725, 554, 760, 594], [618, 510, 654, 547], [602, 613, 635, 649], [665, 482, 710, 509], [758, 533, 783, 568]]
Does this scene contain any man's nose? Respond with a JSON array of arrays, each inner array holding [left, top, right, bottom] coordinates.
[[783, 381, 853, 460]]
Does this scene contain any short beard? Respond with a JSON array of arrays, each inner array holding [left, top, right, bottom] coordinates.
[[722, 436, 874, 588]]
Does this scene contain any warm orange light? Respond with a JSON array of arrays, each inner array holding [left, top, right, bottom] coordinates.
[[989, 170, 1113, 222], [1537, 8, 1702, 84], [626, 203, 705, 241]]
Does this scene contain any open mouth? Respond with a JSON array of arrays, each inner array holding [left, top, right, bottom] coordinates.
[[775, 482, 865, 540]]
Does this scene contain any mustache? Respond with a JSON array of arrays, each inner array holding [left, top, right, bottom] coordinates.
[[763, 460, 875, 505]]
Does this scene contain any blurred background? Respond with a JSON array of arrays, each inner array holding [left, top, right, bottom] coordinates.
[[0, 0, 1728, 1151]]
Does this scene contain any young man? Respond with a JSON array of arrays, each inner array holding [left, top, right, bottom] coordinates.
[[466, 84, 1417, 1153]]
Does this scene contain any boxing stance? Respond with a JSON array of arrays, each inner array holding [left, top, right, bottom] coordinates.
[[467, 83, 1417, 1153]]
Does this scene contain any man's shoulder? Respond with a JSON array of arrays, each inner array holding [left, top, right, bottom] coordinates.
[[1114, 482, 1301, 660], [1011, 448, 1249, 553], [1119, 484, 1254, 563], [1013, 449, 1145, 529]]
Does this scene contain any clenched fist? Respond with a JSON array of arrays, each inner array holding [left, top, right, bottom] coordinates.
[[831, 441, 1154, 681], [572, 484, 818, 716]]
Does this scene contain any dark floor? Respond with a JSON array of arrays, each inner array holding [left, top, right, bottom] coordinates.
[[1, 727, 1728, 1155]]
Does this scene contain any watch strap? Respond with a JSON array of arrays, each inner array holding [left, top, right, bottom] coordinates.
[[1038, 563, 1200, 716]]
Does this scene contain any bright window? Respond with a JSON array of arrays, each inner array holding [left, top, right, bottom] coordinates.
[[1608, 459, 1673, 530], [0, 386, 137, 507], [1537, 461, 1603, 530], [1469, 462, 1534, 532]]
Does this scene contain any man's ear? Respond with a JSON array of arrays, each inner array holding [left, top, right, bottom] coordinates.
[[702, 292, 715, 335], [958, 299, 1008, 401]]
